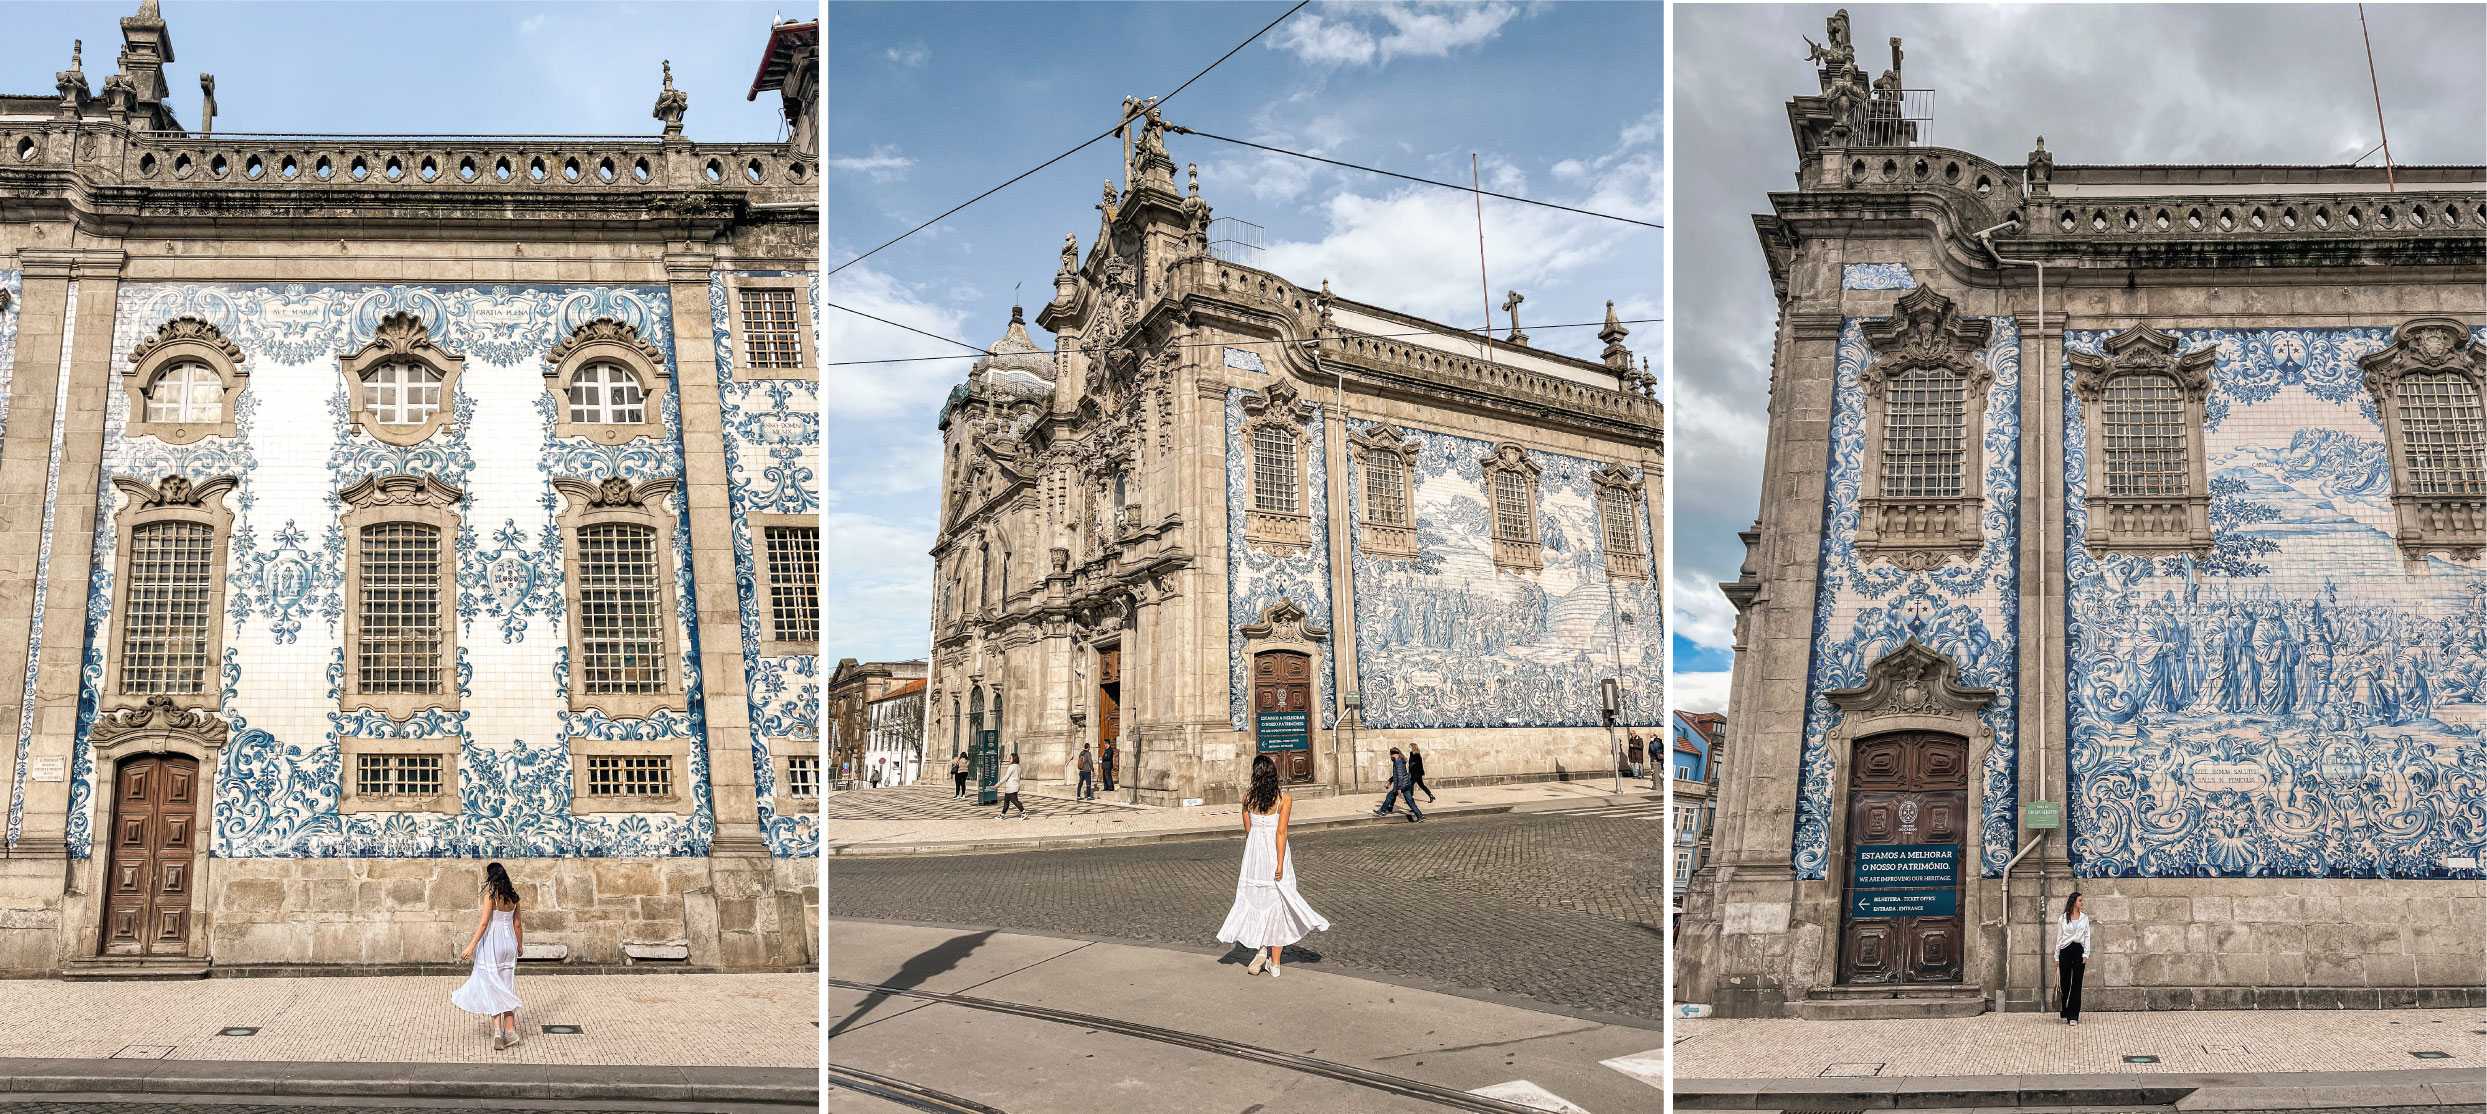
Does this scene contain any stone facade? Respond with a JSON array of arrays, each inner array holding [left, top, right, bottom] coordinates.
[[864, 679, 927, 787], [0, 5, 818, 975], [1679, 10, 2487, 1017], [928, 104, 1661, 808]]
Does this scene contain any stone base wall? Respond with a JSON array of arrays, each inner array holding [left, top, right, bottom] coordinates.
[[0, 861, 69, 975]]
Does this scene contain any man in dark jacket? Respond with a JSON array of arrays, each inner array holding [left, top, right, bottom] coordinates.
[[1373, 747, 1425, 822]]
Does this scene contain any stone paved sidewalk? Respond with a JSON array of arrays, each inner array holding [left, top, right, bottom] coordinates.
[[1674, 1005, 2486, 1079], [825, 777, 1658, 855], [0, 972, 816, 1068]]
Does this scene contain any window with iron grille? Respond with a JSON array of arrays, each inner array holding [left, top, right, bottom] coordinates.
[[739, 288, 803, 370], [2398, 373, 2487, 496], [145, 362, 224, 424], [119, 520, 216, 694], [1365, 453, 1408, 526], [1602, 489, 1641, 555], [785, 755, 820, 798], [1252, 426, 1297, 513], [363, 361, 443, 426], [578, 523, 667, 693], [584, 755, 673, 796], [1493, 470, 1533, 542], [356, 522, 443, 693], [356, 753, 442, 796], [1881, 367, 1968, 498], [568, 362, 646, 425], [2102, 374, 2189, 497], [764, 526, 819, 643]]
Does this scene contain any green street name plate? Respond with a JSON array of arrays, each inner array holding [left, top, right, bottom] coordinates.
[[2025, 800, 2061, 830]]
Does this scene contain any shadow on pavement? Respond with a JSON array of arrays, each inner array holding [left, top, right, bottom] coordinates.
[[827, 928, 996, 1039], [1215, 942, 1325, 967]]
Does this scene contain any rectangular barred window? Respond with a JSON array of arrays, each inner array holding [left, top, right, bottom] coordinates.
[[120, 521, 216, 694], [1493, 471, 1532, 542], [356, 753, 442, 797], [1365, 453, 1408, 526], [1602, 490, 1642, 555], [2399, 374, 2487, 495], [585, 755, 673, 796], [785, 755, 820, 798], [1253, 427, 1298, 513], [765, 526, 820, 643], [358, 523, 443, 693], [578, 524, 667, 693], [2102, 374, 2189, 497], [1881, 368, 1968, 498], [740, 289, 803, 370]]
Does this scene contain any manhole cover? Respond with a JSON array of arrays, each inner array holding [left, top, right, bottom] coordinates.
[[542, 1024, 585, 1034], [1819, 1063, 1885, 1077], [2123, 1055, 2159, 1064]]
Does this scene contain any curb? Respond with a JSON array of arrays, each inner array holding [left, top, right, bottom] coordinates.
[[1673, 1067, 2485, 1110], [826, 789, 1657, 857], [0, 1057, 817, 1106]]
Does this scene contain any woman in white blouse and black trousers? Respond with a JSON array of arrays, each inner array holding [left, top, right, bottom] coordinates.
[[2056, 892, 2090, 1025]]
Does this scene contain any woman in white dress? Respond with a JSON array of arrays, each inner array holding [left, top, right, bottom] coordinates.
[[1217, 754, 1329, 976], [452, 862, 525, 1049]]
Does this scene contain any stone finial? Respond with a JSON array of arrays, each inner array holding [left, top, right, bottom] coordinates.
[[56, 40, 89, 119], [199, 73, 216, 136], [1059, 234, 1077, 273], [1502, 290, 1529, 347], [652, 59, 689, 138], [1318, 279, 1334, 329], [2027, 136, 2054, 197], [136, 0, 162, 20], [1187, 162, 1199, 197], [1598, 299, 1633, 370]]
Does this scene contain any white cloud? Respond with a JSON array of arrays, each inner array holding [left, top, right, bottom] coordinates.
[[886, 43, 928, 67], [1270, 2, 1520, 67], [827, 145, 917, 184], [518, 13, 546, 35], [818, 512, 937, 660], [820, 261, 978, 422], [1671, 572, 1740, 657], [1670, 671, 1733, 718]]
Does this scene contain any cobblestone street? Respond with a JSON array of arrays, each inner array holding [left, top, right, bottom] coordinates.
[[828, 805, 1666, 1020], [826, 783, 1143, 820]]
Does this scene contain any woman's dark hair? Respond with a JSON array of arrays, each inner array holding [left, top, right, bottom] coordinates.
[[1245, 754, 1281, 815], [2062, 891, 2083, 918], [484, 862, 520, 907]]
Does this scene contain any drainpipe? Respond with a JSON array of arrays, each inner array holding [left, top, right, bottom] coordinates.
[[1974, 215, 2050, 1016]]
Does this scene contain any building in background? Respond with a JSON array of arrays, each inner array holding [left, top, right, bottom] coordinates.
[[1670, 710, 1723, 927], [927, 104, 1662, 807], [864, 679, 928, 787], [0, 4, 819, 975], [827, 658, 926, 782], [1680, 10, 2484, 1018]]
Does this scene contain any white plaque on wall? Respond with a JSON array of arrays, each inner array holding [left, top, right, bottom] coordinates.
[[28, 757, 65, 782]]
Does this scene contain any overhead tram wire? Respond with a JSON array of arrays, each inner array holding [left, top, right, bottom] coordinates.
[[826, 1, 1310, 278], [820, 312, 1661, 368], [1180, 129, 1662, 230]]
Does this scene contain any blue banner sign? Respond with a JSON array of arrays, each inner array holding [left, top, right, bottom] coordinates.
[[1853, 889, 1959, 918], [1257, 711, 1310, 752], [1851, 844, 1958, 889]]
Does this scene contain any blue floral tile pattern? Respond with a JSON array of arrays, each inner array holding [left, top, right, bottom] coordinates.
[[2063, 326, 2487, 879], [1225, 389, 1337, 731], [1841, 264, 1918, 291]]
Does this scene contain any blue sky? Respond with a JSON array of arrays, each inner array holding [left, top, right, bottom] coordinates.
[[4, 2, 790, 141], [825, 0, 1662, 663]]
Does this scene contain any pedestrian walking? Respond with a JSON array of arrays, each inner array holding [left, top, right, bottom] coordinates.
[[1407, 743, 1437, 803], [951, 752, 970, 798], [1627, 733, 1646, 778], [2056, 892, 2090, 1025], [868, 761, 883, 789], [1217, 754, 1330, 977], [1100, 740, 1119, 792], [1372, 747, 1425, 822], [451, 862, 525, 1050], [996, 752, 1028, 819], [1076, 744, 1096, 801]]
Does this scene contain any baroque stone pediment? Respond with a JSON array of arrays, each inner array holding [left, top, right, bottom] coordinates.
[[2360, 316, 2485, 398], [127, 315, 245, 367], [547, 316, 665, 366], [551, 474, 679, 511], [92, 694, 229, 749], [2069, 324, 2214, 401], [1237, 599, 1328, 647], [1860, 287, 1992, 393], [1824, 640, 1994, 723], [113, 473, 238, 511]]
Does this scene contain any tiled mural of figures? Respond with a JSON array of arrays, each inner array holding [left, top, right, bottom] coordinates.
[[1223, 388, 1336, 731], [1348, 424, 1660, 731], [70, 282, 721, 860], [1795, 314, 2024, 880], [2065, 326, 2487, 880]]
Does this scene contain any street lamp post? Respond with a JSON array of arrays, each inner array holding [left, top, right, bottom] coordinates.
[[1601, 677, 1623, 796]]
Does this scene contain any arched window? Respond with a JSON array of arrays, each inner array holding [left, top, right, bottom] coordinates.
[[364, 361, 443, 426], [568, 362, 646, 425], [2395, 373, 2487, 496], [145, 362, 225, 425], [2100, 373, 2188, 498], [1880, 366, 1967, 499], [1253, 425, 1298, 513]]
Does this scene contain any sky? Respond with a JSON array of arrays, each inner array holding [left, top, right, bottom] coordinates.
[[2, 1, 790, 140], [1668, 3, 2487, 718], [824, 0, 1662, 664]]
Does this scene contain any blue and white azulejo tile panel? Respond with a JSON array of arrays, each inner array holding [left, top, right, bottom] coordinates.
[[2063, 326, 2487, 879], [1796, 316, 2023, 881], [1841, 264, 1918, 291], [0, 269, 21, 435], [1224, 388, 1337, 732], [1347, 425, 1660, 730], [709, 271, 820, 858], [75, 282, 715, 859]]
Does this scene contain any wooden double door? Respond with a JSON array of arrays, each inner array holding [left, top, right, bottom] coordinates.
[[103, 755, 199, 956], [1253, 651, 1315, 784], [1838, 732, 1967, 985]]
